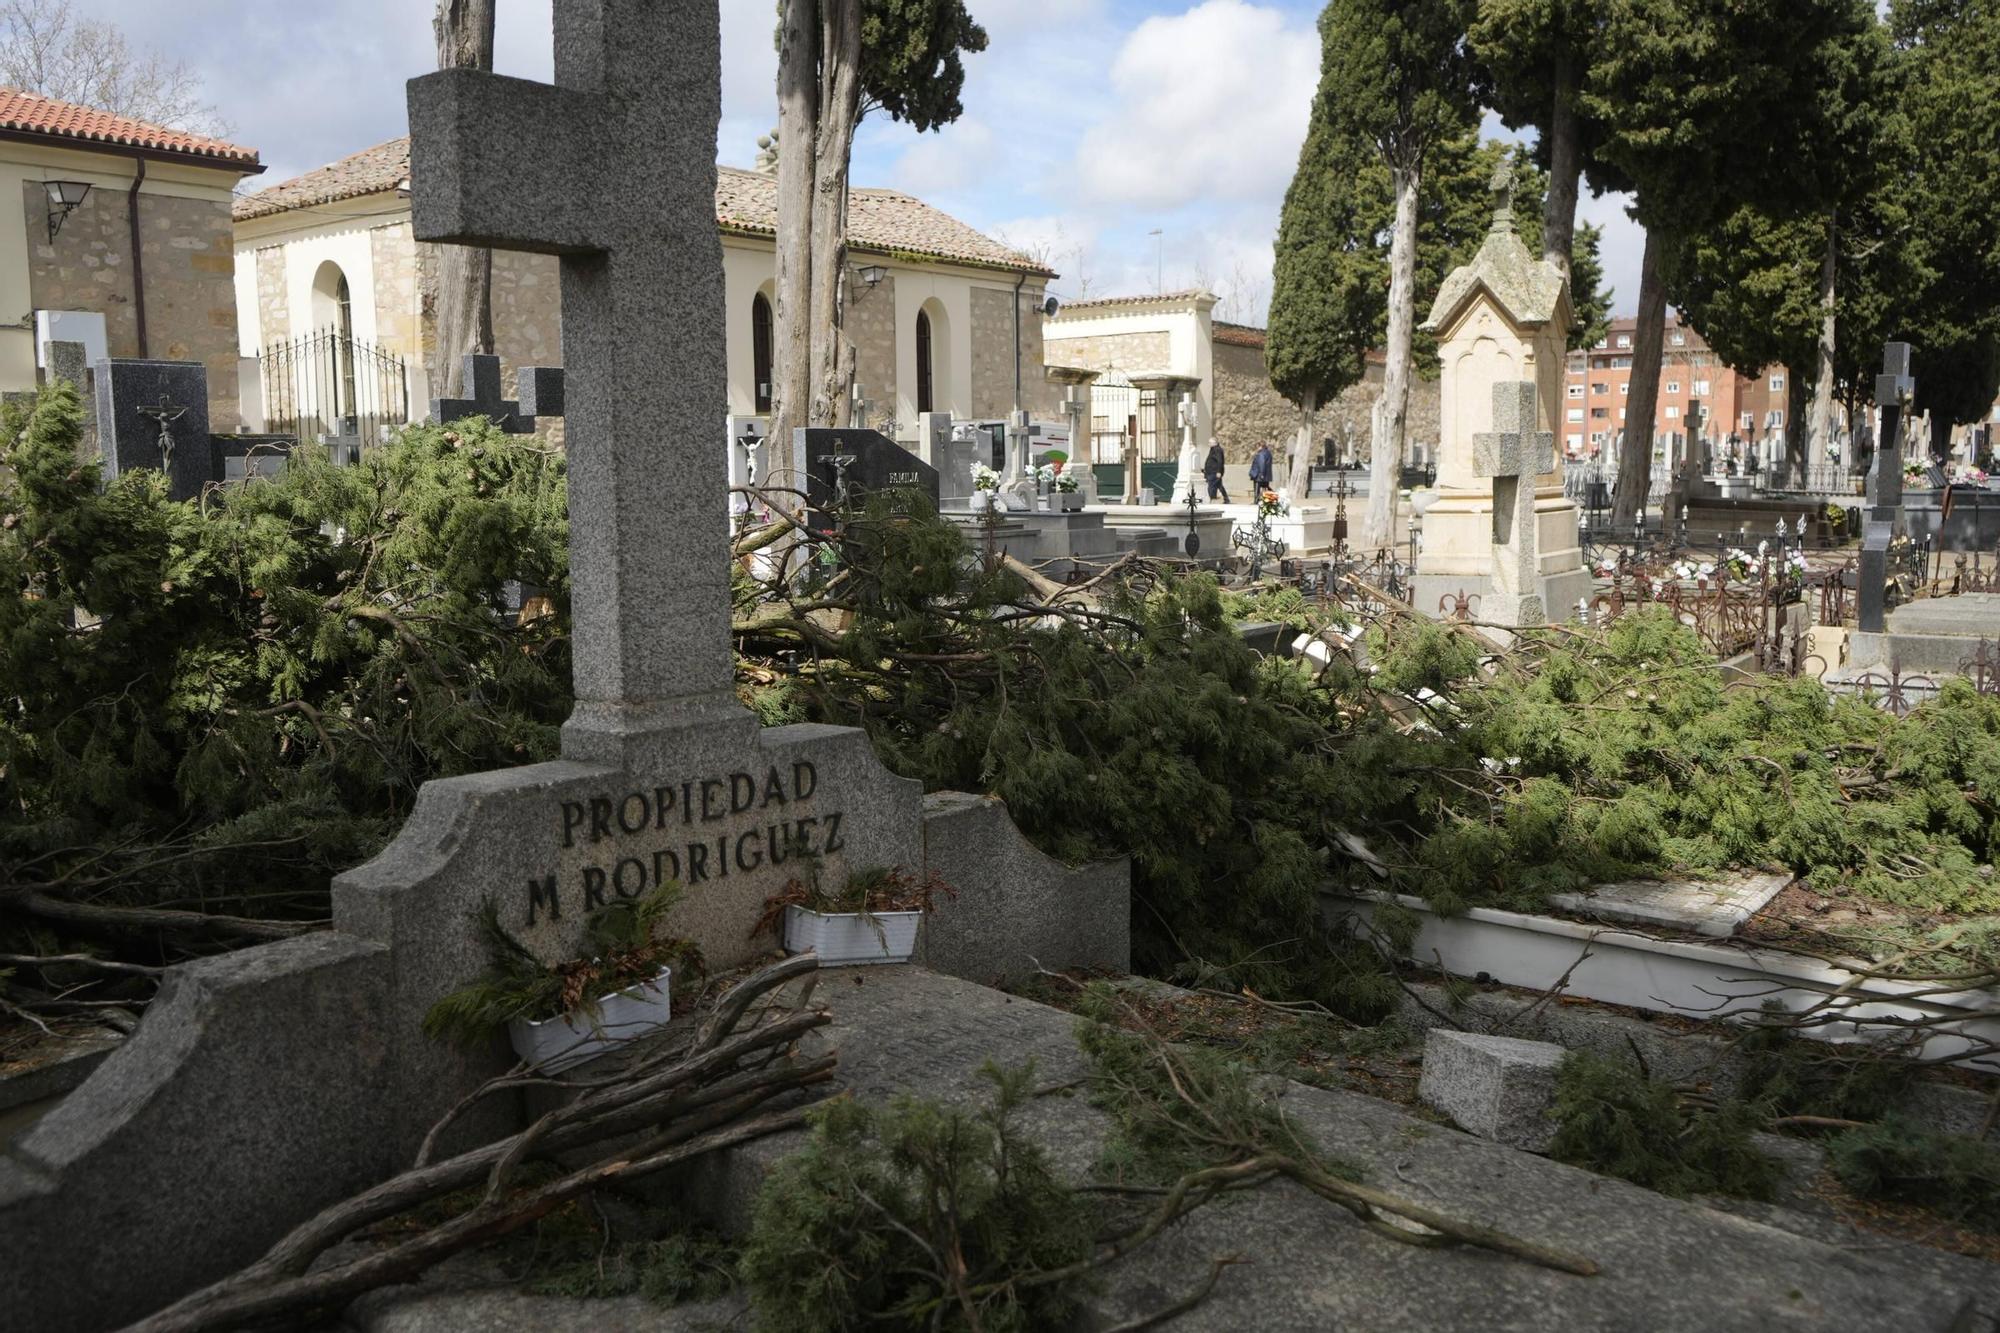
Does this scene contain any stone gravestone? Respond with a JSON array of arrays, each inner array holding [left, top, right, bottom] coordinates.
[[93, 358, 212, 501], [1064, 386, 1096, 510], [44, 339, 95, 461], [309, 1, 928, 1163], [1866, 341, 1914, 525], [792, 426, 941, 529], [431, 352, 563, 434], [1470, 381, 1550, 631], [1859, 343, 1916, 633], [0, 9, 1125, 1328]]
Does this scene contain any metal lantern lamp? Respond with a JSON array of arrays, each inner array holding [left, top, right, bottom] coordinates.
[[43, 180, 91, 243]]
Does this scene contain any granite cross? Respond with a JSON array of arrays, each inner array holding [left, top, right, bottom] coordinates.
[[1471, 381, 1550, 628], [408, 0, 731, 761], [431, 353, 564, 435], [1867, 341, 1915, 526]]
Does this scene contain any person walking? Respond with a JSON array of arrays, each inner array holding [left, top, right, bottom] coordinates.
[[1248, 440, 1275, 496], [1203, 441, 1230, 502]]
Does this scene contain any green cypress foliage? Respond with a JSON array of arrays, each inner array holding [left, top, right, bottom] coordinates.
[[1, 391, 571, 952], [739, 1061, 1091, 1332], [1548, 1052, 1784, 1200]]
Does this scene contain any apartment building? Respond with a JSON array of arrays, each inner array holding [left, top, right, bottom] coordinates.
[[1562, 313, 1788, 464]]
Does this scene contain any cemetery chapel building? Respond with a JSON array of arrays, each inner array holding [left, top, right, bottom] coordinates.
[[232, 137, 1061, 447], [0, 89, 262, 427]]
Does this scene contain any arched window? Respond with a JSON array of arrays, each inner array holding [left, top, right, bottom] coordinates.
[[335, 272, 357, 420], [915, 309, 934, 415], [309, 261, 358, 431], [752, 292, 774, 414]]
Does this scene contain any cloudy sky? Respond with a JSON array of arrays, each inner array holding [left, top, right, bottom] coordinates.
[[87, 0, 1646, 321]]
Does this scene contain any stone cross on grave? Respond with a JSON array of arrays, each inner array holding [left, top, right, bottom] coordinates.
[[1859, 342, 1917, 634], [1867, 341, 1915, 525], [409, 0, 731, 757], [431, 352, 564, 436], [1471, 381, 1550, 630]]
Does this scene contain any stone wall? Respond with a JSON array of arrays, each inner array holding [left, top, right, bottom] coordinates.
[[253, 245, 285, 352], [969, 284, 1057, 420], [1316, 364, 1444, 467], [27, 184, 242, 428], [1211, 339, 1295, 462], [848, 272, 897, 427], [367, 222, 423, 365], [490, 248, 561, 374], [1045, 328, 1170, 376]]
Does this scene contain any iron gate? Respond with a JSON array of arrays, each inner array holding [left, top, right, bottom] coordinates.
[[260, 328, 410, 444]]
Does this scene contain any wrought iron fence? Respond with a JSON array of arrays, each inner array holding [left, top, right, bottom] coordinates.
[[260, 327, 410, 446]]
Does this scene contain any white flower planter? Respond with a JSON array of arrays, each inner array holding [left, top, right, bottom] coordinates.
[[507, 966, 672, 1074], [970, 491, 995, 513], [784, 905, 922, 966], [1051, 490, 1083, 512]]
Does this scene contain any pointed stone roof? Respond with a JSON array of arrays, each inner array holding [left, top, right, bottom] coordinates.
[[1421, 185, 1568, 335]]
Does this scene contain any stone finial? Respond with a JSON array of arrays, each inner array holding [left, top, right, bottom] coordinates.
[[1489, 156, 1516, 233]]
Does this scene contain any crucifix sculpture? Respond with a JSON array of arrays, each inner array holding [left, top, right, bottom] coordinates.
[[136, 394, 189, 472], [1471, 381, 1551, 630], [408, 0, 733, 760]]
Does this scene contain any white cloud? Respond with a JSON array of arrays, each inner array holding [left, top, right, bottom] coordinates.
[[1073, 0, 1318, 211]]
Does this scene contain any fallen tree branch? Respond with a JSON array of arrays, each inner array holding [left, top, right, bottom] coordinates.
[[126, 956, 833, 1332]]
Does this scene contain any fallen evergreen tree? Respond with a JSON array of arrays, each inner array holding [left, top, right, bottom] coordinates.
[[5, 384, 1997, 1033]]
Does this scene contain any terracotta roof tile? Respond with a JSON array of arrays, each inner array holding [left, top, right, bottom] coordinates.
[[716, 166, 1050, 275], [0, 88, 259, 168], [233, 138, 408, 221], [1213, 321, 1266, 348], [237, 143, 1051, 278]]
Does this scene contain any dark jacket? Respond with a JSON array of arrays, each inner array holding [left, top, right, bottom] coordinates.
[[1248, 445, 1274, 488], [1202, 445, 1226, 480]]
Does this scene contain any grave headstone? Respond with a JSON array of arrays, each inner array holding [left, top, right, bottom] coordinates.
[[1859, 343, 1916, 631], [430, 352, 563, 434], [793, 426, 940, 528], [1470, 381, 1551, 630], [212, 434, 296, 481], [0, 10, 1126, 1328], [916, 410, 953, 470], [1867, 341, 1914, 525], [726, 413, 768, 518], [93, 358, 212, 501], [43, 339, 94, 461], [1059, 385, 1099, 506]]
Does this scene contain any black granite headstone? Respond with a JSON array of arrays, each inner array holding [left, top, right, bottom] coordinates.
[[94, 358, 212, 501], [1858, 518, 1892, 633], [793, 427, 940, 529], [432, 354, 565, 434]]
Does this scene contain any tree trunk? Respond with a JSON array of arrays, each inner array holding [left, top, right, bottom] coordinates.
[[1613, 228, 1666, 527], [1808, 213, 1838, 475], [432, 0, 495, 398], [1787, 365, 1810, 476], [772, 0, 818, 442], [810, 0, 862, 429], [1543, 61, 1580, 277], [1367, 164, 1419, 549], [1285, 389, 1317, 505]]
